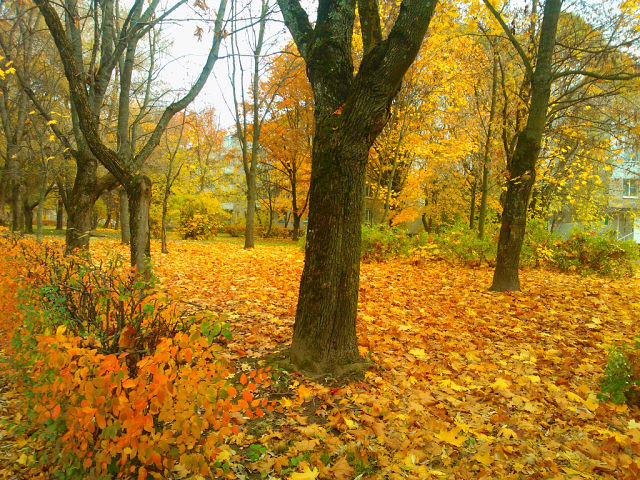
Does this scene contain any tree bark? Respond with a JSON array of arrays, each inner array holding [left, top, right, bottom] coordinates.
[[23, 199, 34, 234], [120, 188, 131, 244], [478, 53, 498, 240], [469, 179, 477, 230], [64, 155, 104, 253], [128, 175, 152, 278], [292, 212, 301, 241], [490, 0, 561, 291], [161, 184, 169, 254], [245, 174, 257, 248], [290, 127, 369, 372], [279, 0, 438, 373]]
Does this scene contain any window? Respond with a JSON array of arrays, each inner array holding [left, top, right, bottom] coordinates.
[[623, 178, 639, 198], [365, 209, 373, 225]]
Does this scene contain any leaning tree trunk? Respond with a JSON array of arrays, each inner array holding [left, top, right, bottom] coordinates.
[[119, 188, 131, 245], [290, 126, 369, 373], [127, 175, 152, 278], [490, 0, 560, 291]]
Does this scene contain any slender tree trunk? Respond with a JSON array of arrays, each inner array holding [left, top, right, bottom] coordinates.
[[161, 185, 169, 254], [120, 188, 131, 244], [478, 53, 498, 240], [245, 175, 257, 248], [491, 0, 561, 291], [0, 172, 7, 226], [128, 175, 152, 278], [36, 165, 48, 241], [292, 213, 301, 241], [12, 182, 25, 232], [469, 179, 477, 230], [56, 195, 64, 230]]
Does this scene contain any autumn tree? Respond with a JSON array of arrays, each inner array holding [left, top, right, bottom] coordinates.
[[484, 0, 640, 291], [276, 0, 439, 373], [260, 46, 313, 240], [34, 0, 229, 275]]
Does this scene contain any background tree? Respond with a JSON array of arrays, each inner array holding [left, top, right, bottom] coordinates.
[[34, 0, 229, 275]]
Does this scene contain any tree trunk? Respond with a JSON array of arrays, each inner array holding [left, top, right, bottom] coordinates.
[[491, 0, 561, 291], [292, 213, 301, 241], [290, 129, 369, 373], [244, 174, 256, 248], [128, 175, 152, 278], [161, 185, 169, 254], [65, 157, 98, 253], [478, 52, 498, 240], [120, 188, 131, 244], [56, 195, 64, 230], [11, 182, 24, 232], [23, 201, 34, 234], [469, 179, 477, 230]]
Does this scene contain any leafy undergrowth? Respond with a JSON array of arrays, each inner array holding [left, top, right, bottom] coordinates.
[[2, 237, 640, 479]]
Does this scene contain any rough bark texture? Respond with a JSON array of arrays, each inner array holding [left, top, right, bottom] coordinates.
[[120, 188, 131, 245], [128, 175, 152, 278], [278, 0, 439, 373], [490, 0, 561, 291], [65, 156, 98, 253]]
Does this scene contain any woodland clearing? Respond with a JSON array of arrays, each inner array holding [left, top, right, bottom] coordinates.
[[1, 237, 639, 479]]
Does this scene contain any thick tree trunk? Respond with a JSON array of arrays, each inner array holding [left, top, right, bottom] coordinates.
[[128, 175, 152, 278], [66, 157, 98, 253], [56, 195, 64, 230], [23, 201, 34, 234], [290, 128, 368, 373], [490, 0, 560, 291], [120, 188, 131, 244]]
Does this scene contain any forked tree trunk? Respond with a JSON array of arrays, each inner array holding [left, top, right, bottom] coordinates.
[[120, 188, 131, 244], [128, 175, 152, 278], [290, 127, 368, 372]]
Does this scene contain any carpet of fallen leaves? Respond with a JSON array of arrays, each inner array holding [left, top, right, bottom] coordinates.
[[3, 237, 640, 479]]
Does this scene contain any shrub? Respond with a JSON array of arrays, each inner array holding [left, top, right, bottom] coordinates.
[[176, 193, 229, 240], [424, 222, 499, 266], [0, 235, 276, 479], [14, 243, 186, 361], [551, 230, 638, 278], [361, 225, 414, 263], [599, 338, 640, 406]]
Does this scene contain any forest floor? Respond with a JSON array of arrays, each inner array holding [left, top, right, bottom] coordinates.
[[2, 238, 640, 479]]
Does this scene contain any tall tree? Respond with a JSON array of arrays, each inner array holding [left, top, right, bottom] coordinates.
[[34, 0, 229, 275], [484, 0, 640, 291], [277, 0, 438, 373]]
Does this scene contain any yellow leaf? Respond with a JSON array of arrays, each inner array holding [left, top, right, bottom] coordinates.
[[498, 427, 517, 439], [56, 325, 67, 336], [288, 465, 319, 480], [47, 119, 57, 126], [491, 378, 510, 390], [435, 427, 466, 446], [409, 348, 427, 359], [17, 453, 28, 465], [474, 451, 494, 467]]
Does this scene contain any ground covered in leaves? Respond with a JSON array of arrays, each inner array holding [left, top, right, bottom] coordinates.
[[2, 238, 640, 479]]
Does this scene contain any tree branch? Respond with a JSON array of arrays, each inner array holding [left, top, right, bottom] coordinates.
[[276, 0, 313, 59], [357, 0, 382, 55]]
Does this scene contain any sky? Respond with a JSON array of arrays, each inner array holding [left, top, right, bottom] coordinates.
[[157, 0, 293, 130]]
